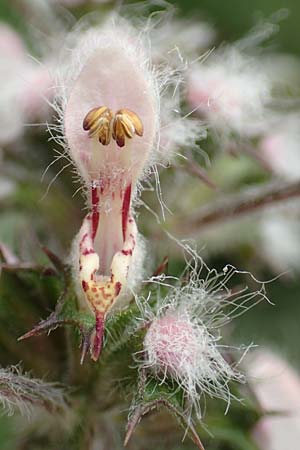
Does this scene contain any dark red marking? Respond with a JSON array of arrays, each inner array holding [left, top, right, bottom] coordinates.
[[99, 286, 112, 300], [115, 281, 122, 297], [82, 280, 88, 292], [82, 248, 95, 256], [91, 183, 100, 241], [79, 233, 88, 249], [122, 184, 132, 241], [92, 287, 97, 293], [91, 313, 105, 361], [122, 249, 132, 256]]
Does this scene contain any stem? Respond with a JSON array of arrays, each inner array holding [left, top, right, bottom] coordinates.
[[174, 180, 300, 234], [173, 161, 218, 190]]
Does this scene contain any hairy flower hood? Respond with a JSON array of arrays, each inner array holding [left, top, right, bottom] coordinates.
[[58, 17, 159, 188]]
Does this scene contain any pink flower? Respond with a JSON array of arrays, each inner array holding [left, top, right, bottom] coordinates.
[[53, 12, 205, 361], [56, 17, 160, 360], [0, 23, 52, 144], [247, 350, 300, 450], [260, 117, 300, 181], [187, 45, 271, 137]]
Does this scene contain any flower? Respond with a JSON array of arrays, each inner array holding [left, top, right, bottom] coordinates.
[[52, 9, 206, 360], [54, 16, 162, 361], [260, 116, 300, 180], [187, 45, 271, 138], [259, 210, 300, 274]]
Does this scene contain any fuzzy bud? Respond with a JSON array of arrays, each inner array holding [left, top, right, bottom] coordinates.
[[144, 312, 207, 378], [137, 260, 258, 417]]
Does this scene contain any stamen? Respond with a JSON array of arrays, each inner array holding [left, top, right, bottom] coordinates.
[[83, 106, 113, 145], [113, 109, 144, 148], [83, 106, 143, 148]]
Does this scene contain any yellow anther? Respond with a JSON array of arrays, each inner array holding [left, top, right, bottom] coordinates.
[[83, 106, 143, 148], [112, 108, 144, 148], [83, 106, 113, 145]]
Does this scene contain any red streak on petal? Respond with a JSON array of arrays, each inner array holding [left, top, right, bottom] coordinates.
[[122, 249, 132, 256], [79, 233, 88, 250], [91, 313, 105, 361], [122, 184, 132, 241], [91, 183, 100, 241], [82, 280, 88, 292], [115, 281, 122, 297], [82, 248, 95, 256]]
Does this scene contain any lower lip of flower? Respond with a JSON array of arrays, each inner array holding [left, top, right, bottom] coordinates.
[[78, 191, 137, 360]]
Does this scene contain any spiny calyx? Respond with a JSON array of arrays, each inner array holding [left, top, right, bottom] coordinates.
[[83, 106, 143, 147]]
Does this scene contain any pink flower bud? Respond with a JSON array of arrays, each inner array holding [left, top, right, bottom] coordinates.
[[143, 307, 238, 410], [61, 22, 158, 188], [144, 313, 201, 376], [136, 258, 269, 417]]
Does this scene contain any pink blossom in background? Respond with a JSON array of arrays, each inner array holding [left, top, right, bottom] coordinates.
[[259, 212, 300, 274], [260, 117, 300, 181], [151, 17, 215, 62], [247, 350, 300, 450], [0, 23, 52, 144], [0, 23, 26, 57], [187, 46, 271, 138]]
